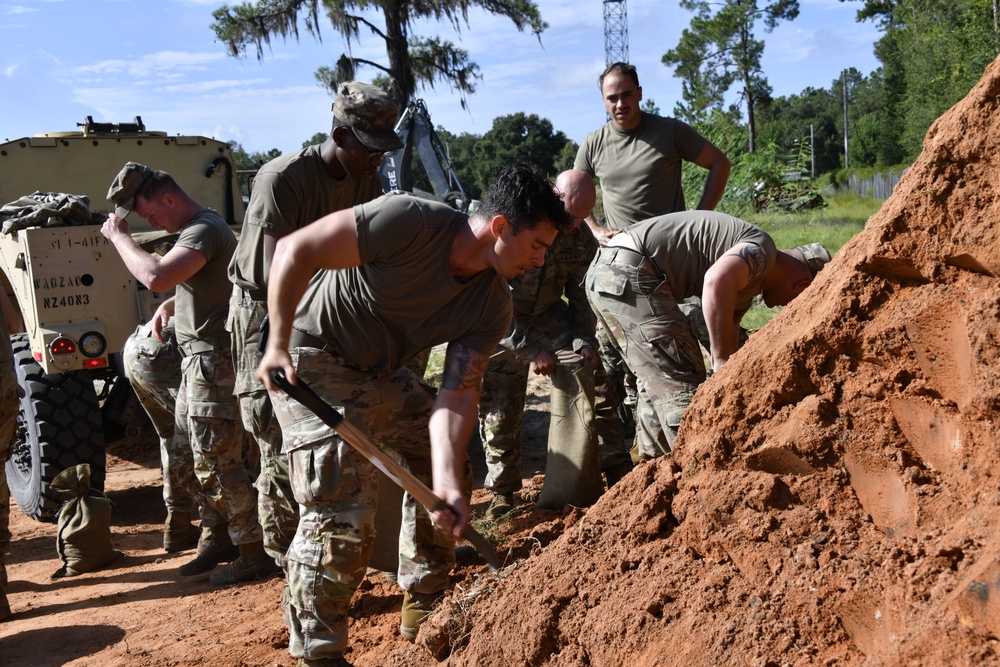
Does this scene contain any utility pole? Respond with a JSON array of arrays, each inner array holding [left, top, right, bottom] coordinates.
[[842, 70, 850, 170], [604, 0, 629, 66], [810, 123, 815, 180]]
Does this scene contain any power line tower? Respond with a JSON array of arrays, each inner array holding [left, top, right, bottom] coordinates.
[[603, 0, 629, 65]]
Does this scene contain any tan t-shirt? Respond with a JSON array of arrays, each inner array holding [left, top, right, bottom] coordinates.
[[293, 193, 513, 372], [173, 209, 237, 345], [574, 114, 706, 230], [228, 144, 382, 297], [626, 211, 777, 316]]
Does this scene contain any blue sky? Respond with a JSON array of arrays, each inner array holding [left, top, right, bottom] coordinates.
[[1, 0, 881, 155]]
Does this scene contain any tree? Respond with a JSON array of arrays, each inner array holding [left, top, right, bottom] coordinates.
[[302, 131, 328, 148], [470, 113, 568, 193], [211, 0, 548, 111], [662, 0, 799, 153]]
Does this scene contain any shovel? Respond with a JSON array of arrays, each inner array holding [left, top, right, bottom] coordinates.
[[268, 368, 501, 572]]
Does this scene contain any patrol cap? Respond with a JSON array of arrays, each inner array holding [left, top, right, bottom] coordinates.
[[332, 81, 404, 153], [107, 162, 154, 218], [784, 242, 832, 278]]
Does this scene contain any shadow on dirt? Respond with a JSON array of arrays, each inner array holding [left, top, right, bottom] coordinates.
[[0, 624, 126, 665]]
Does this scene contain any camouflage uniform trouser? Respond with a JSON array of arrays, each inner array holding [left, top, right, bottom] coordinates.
[[586, 246, 706, 459], [122, 324, 198, 514], [230, 289, 298, 565], [269, 347, 471, 661], [0, 335, 19, 590], [479, 347, 630, 495], [175, 344, 261, 545]]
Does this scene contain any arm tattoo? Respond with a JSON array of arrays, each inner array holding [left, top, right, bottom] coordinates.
[[440, 343, 489, 392], [726, 244, 767, 281]]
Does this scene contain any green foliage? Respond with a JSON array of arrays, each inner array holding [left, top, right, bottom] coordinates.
[[302, 131, 328, 148], [554, 140, 579, 174], [211, 0, 548, 110], [471, 113, 569, 193], [641, 98, 661, 116], [662, 0, 800, 152]]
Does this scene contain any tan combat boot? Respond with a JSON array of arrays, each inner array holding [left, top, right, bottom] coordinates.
[[163, 510, 200, 553], [209, 540, 282, 585], [399, 590, 444, 641], [178, 524, 239, 576]]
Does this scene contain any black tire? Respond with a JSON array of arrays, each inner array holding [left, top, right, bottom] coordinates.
[[5, 333, 106, 521]]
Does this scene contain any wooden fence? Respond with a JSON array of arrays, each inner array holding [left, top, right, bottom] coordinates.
[[837, 168, 908, 199]]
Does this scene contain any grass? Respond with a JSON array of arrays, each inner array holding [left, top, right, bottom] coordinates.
[[739, 193, 884, 331]]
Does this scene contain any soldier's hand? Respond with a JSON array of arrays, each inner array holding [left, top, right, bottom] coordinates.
[[149, 301, 173, 343], [579, 346, 597, 363], [530, 349, 556, 376], [101, 213, 130, 240], [257, 347, 296, 392], [431, 487, 469, 538]]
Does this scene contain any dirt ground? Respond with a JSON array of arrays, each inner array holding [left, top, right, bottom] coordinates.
[[0, 371, 570, 667], [4, 55, 1000, 667]]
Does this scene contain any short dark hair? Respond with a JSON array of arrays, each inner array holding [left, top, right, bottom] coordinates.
[[600, 62, 639, 90], [136, 170, 180, 201], [478, 163, 574, 235]]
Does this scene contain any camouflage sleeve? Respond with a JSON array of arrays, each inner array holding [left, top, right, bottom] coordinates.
[[567, 231, 599, 353]]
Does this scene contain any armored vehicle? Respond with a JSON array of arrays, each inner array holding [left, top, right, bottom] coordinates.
[[0, 117, 245, 520]]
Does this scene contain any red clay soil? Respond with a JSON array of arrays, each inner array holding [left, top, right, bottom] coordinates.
[[3, 56, 999, 667], [440, 56, 1000, 666]]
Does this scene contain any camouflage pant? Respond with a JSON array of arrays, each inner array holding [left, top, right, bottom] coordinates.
[[0, 337, 19, 589], [122, 324, 198, 514], [175, 346, 261, 545], [479, 347, 629, 495], [230, 289, 298, 564], [269, 347, 471, 661], [586, 247, 706, 459]]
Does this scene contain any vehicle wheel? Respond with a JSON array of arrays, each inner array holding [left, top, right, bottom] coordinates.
[[4, 333, 106, 521]]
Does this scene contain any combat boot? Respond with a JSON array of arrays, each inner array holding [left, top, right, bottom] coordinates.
[[399, 590, 444, 641], [0, 591, 10, 621], [178, 524, 239, 576], [163, 510, 200, 553], [209, 540, 282, 585], [486, 491, 515, 520]]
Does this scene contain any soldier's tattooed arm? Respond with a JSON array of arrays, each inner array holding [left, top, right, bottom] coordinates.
[[440, 342, 489, 392], [430, 341, 490, 537], [723, 243, 767, 281]]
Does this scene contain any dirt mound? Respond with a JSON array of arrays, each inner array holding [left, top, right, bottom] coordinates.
[[444, 57, 1000, 667]]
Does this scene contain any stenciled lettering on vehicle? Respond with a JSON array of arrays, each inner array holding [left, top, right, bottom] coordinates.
[[41, 293, 91, 309], [33, 275, 85, 290]]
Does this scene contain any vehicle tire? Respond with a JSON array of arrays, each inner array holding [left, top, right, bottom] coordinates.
[[4, 333, 106, 521]]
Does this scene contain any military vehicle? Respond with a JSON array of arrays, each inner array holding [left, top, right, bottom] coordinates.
[[0, 116, 245, 520]]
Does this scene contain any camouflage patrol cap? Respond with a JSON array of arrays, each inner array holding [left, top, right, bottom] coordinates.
[[107, 161, 154, 218], [332, 81, 404, 153], [784, 242, 832, 278]]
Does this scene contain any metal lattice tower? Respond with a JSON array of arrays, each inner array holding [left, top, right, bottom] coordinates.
[[603, 0, 629, 66]]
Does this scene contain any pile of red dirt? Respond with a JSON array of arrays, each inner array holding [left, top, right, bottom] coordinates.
[[438, 56, 1000, 666]]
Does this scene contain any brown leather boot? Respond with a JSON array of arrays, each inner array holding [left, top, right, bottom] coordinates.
[[163, 510, 200, 553], [0, 591, 11, 621], [178, 525, 239, 576], [209, 540, 282, 585]]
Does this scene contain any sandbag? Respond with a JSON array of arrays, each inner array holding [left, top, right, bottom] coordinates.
[[50, 464, 121, 578], [535, 351, 604, 510]]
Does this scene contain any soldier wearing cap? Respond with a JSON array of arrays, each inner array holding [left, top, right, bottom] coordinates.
[[228, 81, 402, 577], [585, 210, 830, 459], [103, 163, 277, 584]]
